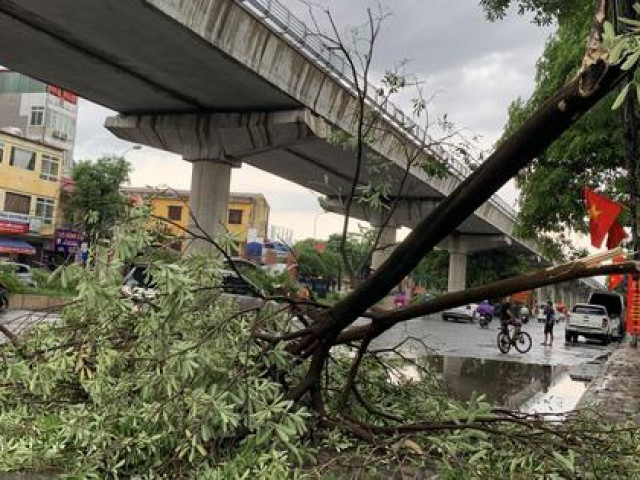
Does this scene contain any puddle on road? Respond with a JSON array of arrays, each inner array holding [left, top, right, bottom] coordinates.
[[419, 355, 594, 412]]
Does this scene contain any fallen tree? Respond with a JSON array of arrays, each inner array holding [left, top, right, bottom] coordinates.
[[2, 1, 640, 477], [281, 0, 628, 403]]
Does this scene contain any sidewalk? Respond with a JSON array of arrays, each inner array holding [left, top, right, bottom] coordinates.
[[578, 340, 640, 424]]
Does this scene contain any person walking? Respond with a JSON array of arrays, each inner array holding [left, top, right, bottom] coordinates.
[[542, 301, 555, 346]]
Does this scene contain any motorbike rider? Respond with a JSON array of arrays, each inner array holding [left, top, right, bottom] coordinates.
[[519, 304, 530, 323]]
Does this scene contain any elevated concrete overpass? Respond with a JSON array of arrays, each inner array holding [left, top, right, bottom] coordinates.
[[0, 0, 555, 292]]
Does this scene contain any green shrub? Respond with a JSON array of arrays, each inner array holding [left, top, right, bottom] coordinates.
[[0, 270, 28, 294]]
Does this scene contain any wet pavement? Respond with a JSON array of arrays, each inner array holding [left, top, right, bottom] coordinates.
[[371, 313, 615, 366], [370, 313, 616, 413]]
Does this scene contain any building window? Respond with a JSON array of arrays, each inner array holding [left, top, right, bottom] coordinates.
[[30, 106, 45, 126], [228, 209, 243, 225], [0, 141, 4, 162], [4, 192, 31, 215], [10, 147, 36, 171], [167, 205, 182, 221], [35, 197, 55, 225], [40, 155, 60, 181]]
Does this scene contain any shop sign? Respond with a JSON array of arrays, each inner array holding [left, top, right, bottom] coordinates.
[[54, 229, 83, 252], [48, 85, 78, 105], [0, 220, 29, 234]]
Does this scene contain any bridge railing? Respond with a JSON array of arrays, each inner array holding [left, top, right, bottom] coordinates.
[[236, 0, 517, 221]]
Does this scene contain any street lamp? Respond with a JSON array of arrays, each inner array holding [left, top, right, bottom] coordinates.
[[120, 145, 141, 186], [313, 211, 327, 240], [119, 144, 142, 157]]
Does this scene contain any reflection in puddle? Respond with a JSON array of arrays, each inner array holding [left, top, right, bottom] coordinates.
[[419, 356, 590, 412]]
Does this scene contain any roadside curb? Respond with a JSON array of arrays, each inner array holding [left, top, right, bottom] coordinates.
[[577, 341, 640, 424]]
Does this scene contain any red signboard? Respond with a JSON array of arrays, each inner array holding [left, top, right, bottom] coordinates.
[[0, 220, 29, 234], [48, 85, 77, 105], [626, 275, 640, 336]]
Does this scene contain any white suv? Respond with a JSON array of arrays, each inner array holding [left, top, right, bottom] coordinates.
[[565, 303, 619, 345]]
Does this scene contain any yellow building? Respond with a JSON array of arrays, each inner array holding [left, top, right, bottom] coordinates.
[[120, 187, 270, 253], [0, 130, 64, 261]]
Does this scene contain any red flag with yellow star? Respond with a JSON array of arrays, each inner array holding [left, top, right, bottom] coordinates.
[[606, 220, 628, 250], [584, 188, 623, 248]]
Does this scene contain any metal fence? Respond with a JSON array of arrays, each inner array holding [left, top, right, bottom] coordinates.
[[236, 0, 517, 220]]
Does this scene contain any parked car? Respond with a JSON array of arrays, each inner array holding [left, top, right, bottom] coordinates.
[[588, 290, 625, 339], [442, 303, 478, 322], [565, 303, 620, 345], [122, 264, 262, 302], [0, 262, 37, 287]]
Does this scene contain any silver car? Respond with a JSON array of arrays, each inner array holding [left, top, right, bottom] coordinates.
[[442, 303, 479, 322], [0, 262, 37, 287]]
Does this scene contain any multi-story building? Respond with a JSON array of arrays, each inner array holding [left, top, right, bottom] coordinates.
[[120, 187, 270, 254], [0, 130, 64, 262], [0, 71, 77, 175]]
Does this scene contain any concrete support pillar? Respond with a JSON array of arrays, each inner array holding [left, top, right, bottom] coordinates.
[[447, 250, 468, 292], [187, 160, 233, 254], [440, 233, 511, 293], [370, 222, 397, 272]]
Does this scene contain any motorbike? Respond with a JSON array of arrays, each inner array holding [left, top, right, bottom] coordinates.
[[477, 313, 492, 328]]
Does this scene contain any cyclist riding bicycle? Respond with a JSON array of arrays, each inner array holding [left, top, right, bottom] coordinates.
[[499, 301, 521, 335]]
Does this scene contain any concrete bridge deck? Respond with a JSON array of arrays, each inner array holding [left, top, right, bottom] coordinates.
[[0, 0, 549, 291]]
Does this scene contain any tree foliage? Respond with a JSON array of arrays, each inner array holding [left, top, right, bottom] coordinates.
[[68, 155, 131, 236], [1, 209, 639, 478], [497, 1, 630, 258], [479, 0, 580, 25], [3, 3, 640, 478], [412, 250, 532, 292], [294, 232, 373, 281]]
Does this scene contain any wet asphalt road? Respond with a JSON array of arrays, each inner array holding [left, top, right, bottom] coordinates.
[[370, 313, 616, 366]]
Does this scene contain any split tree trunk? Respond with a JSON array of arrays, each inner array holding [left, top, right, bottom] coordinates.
[[312, 44, 624, 343], [286, 0, 625, 401]]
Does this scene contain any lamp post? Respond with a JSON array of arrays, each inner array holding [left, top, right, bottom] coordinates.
[[313, 211, 327, 240], [119, 144, 142, 157], [119, 145, 141, 186]]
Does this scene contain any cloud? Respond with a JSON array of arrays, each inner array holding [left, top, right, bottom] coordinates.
[[73, 1, 552, 239]]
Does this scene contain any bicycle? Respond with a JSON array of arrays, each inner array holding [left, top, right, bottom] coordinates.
[[497, 325, 532, 354]]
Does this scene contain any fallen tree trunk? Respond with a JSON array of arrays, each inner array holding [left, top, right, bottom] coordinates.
[[335, 259, 640, 345], [315, 4, 620, 341], [286, 0, 624, 401]]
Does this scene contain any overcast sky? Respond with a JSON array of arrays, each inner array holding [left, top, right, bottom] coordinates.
[[74, 0, 553, 241]]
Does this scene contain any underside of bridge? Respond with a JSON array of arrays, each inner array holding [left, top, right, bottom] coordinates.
[[0, 0, 543, 292]]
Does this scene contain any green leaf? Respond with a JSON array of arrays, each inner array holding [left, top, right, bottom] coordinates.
[[613, 83, 631, 110], [621, 50, 640, 71], [609, 39, 627, 64]]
